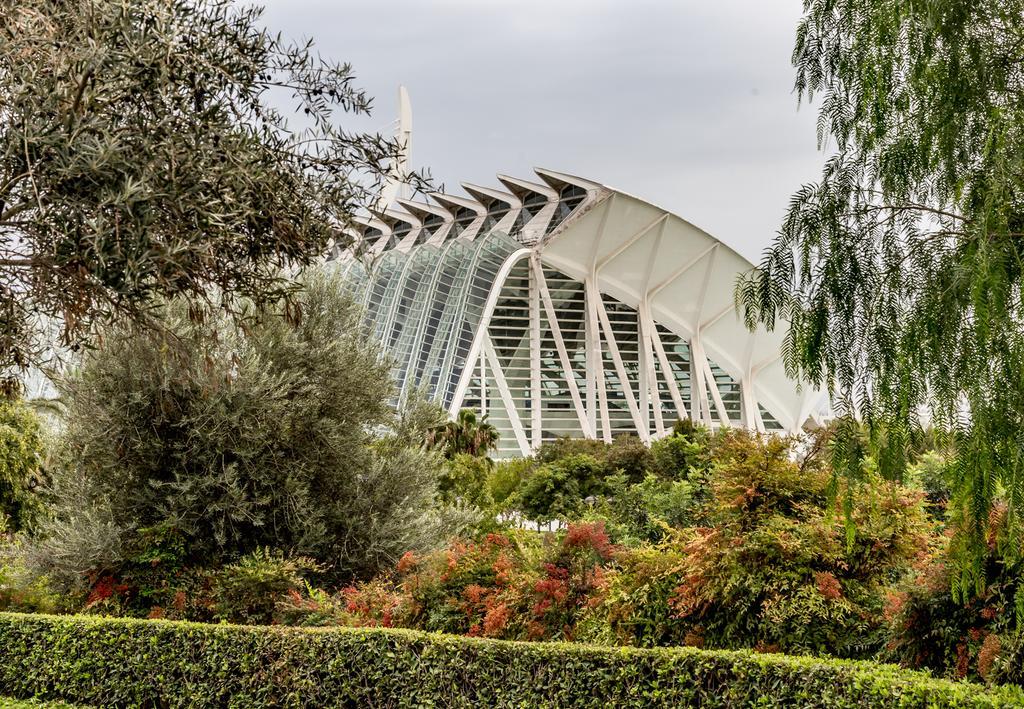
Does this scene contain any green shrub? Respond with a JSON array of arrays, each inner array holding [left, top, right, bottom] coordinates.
[[38, 271, 448, 585], [0, 540, 59, 615], [882, 502, 1023, 683], [591, 471, 699, 544], [668, 430, 931, 659], [0, 399, 46, 532], [575, 539, 689, 647], [535, 437, 609, 465], [600, 435, 655, 484], [906, 451, 953, 518], [516, 463, 582, 523], [650, 424, 712, 480], [0, 612, 1019, 707], [438, 454, 493, 508], [517, 454, 605, 523], [505, 430, 713, 527], [990, 631, 1024, 686], [211, 549, 319, 625], [0, 698, 76, 708], [486, 457, 536, 511]]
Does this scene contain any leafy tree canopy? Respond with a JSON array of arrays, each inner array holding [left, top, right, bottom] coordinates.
[[736, 0, 1024, 593], [0, 0, 419, 383]]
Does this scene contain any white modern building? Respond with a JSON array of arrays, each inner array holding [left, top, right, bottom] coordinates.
[[330, 167, 828, 459]]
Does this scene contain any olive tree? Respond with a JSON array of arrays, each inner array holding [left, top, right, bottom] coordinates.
[[39, 272, 446, 582], [0, 0, 420, 384]]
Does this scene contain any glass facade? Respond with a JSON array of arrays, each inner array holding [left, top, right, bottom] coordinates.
[[334, 228, 522, 409]]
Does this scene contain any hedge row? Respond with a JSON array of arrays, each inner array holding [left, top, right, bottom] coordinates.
[[0, 699, 74, 709], [0, 612, 1021, 708]]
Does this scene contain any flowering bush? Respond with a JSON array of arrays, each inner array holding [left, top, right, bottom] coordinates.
[[665, 431, 931, 658], [575, 539, 689, 647], [318, 524, 620, 642]]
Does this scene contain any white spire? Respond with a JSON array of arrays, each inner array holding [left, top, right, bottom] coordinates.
[[378, 85, 412, 209]]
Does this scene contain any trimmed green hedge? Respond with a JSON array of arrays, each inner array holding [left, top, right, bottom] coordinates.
[[0, 612, 1021, 708], [0, 699, 76, 708]]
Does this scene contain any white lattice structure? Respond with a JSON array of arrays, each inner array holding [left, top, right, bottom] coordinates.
[[330, 168, 827, 458]]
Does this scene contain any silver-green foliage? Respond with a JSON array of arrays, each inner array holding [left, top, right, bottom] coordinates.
[[39, 272, 444, 582], [0, 0, 420, 379], [736, 0, 1024, 593]]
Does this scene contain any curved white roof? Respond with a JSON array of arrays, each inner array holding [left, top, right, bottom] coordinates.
[[333, 167, 827, 456]]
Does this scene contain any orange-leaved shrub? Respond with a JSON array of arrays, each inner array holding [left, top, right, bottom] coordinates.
[[882, 499, 1024, 684], [662, 431, 931, 658], [275, 432, 933, 661]]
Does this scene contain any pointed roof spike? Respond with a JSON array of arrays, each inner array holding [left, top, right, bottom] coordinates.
[[497, 174, 556, 201], [460, 182, 521, 208], [369, 205, 421, 229], [533, 167, 602, 194], [354, 215, 392, 234], [396, 198, 452, 222], [429, 192, 486, 216]]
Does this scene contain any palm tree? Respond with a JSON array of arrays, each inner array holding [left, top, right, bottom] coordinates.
[[426, 409, 499, 459]]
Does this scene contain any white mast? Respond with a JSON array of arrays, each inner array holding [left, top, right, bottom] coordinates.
[[378, 85, 412, 208]]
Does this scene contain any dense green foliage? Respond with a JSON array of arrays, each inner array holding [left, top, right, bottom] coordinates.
[[1, 612, 1020, 708], [27, 272, 449, 590], [736, 0, 1024, 590], [667, 433, 929, 658], [0, 0, 422, 380], [320, 431, 930, 660], [0, 699, 74, 709], [0, 400, 45, 532], [4, 417, 1022, 685], [884, 501, 1024, 685], [485, 431, 710, 538]]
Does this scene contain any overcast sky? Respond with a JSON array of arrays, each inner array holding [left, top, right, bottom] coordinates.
[[261, 0, 824, 263]]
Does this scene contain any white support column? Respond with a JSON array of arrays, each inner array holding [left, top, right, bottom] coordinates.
[[483, 336, 531, 455], [740, 379, 765, 433], [584, 296, 597, 436], [650, 326, 688, 422], [701, 354, 731, 426], [690, 337, 712, 426], [528, 261, 542, 449], [595, 291, 649, 442], [690, 245, 719, 426], [479, 347, 487, 417], [585, 197, 615, 443], [532, 257, 594, 438], [638, 318, 651, 437], [639, 302, 664, 437], [739, 332, 764, 432], [639, 218, 667, 438], [587, 279, 613, 442]]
